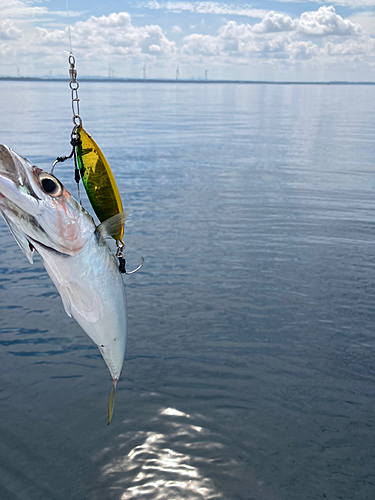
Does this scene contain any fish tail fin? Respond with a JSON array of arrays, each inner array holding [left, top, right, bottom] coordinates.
[[107, 379, 118, 425]]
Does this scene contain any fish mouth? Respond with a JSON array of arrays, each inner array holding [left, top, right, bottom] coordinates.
[[27, 235, 67, 257], [0, 144, 27, 183], [0, 145, 41, 202], [0, 200, 65, 259], [0, 145, 19, 179]]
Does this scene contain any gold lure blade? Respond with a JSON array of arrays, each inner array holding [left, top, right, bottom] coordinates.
[[76, 126, 124, 240]]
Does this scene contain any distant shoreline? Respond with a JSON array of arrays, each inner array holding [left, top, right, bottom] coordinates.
[[1, 76, 375, 85]]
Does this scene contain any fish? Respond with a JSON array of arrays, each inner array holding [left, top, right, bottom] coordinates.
[[0, 144, 128, 424]]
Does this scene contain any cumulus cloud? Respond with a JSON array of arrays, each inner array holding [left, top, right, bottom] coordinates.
[[181, 6, 365, 63], [286, 40, 320, 60], [349, 11, 375, 36], [323, 37, 374, 55], [0, 1, 373, 79], [297, 6, 362, 36], [8, 11, 176, 59], [182, 33, 219, 55], [252, 12, 296, 34], [0, 20, 22, 40]]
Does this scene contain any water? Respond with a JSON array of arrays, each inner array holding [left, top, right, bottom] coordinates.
[[0, 81, 374, 500]]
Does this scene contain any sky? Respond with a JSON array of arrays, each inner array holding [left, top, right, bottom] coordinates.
[[1, 0, 375, 81]]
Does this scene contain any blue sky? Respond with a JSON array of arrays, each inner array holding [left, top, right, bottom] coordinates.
[[1, 0, 375, 80]]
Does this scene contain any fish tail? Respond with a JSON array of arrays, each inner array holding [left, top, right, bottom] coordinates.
[[107, 379, 118, 425]]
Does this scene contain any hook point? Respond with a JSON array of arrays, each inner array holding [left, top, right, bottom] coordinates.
[[124, 256, 144, 275]]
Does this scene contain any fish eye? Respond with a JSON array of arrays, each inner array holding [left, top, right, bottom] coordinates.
[[39, 174, 63, 197]]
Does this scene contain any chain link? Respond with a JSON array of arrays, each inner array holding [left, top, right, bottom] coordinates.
[[68, 54, 82, 136]]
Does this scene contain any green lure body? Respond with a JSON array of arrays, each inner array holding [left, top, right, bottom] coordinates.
[[75, 126, 124, 241]]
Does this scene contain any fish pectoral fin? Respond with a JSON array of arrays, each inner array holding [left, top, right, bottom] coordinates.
[[107, 380, 118, 425], [1, 211, 34, 264], [57, 282, 104, 322], [96, 211, 132, 242], [58, 286, 73, 318]]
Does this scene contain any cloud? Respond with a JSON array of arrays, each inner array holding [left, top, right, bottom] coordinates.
[[320, 0, 375, 7], [182, 22, 318, 61], [182, 33, 219, 55], [274, 0, 375, 7], [145, 0, 375, 16], [181, 6, 365, 63], [323, 36, 374, 55], [67, 13, 176, 57], [297, 6, 362, 36], [0, 20, 22, 40], [0, 1, 374, 79], [5, 10, 176, 60], [145, 1, 269, 19], [0, 0, 48, 19], [252, 12, 296, 34], [286, 40, 320, 60], [0, 0, 83, 19], [349, 11, 375, 36]]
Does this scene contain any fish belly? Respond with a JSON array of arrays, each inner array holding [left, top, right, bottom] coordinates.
[[34, 235, 127, 380]]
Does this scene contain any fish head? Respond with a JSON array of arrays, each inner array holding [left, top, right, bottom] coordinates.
[[0, 144, 95, 258]]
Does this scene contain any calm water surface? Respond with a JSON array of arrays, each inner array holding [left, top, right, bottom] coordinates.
[[0, 81, 374, 500]]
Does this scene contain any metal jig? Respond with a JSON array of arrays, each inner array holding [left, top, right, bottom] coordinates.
[[52, 53, 144, 275]]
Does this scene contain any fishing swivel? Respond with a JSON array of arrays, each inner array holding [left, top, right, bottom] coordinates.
[[116, 241, 144, 275], [68, 54, 82, 133], [50, 53, 82, 176]]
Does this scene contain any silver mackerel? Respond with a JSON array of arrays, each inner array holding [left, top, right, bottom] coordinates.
[[0, 144, 127, 424]]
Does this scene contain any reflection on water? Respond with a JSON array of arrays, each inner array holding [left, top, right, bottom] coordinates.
[[102, 407, 221, 500], [0, 82, 375, 499], [91, 401, 278, 500]]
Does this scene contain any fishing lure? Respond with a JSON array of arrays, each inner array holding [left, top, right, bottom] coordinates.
[[75, 125, 124, 241], [52, 54, 143, 274]]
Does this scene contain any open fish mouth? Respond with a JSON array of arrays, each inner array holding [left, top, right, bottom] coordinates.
[[0, 144, 29, 184], [0, 145, 19, 178], [0, 145, 42, 205]]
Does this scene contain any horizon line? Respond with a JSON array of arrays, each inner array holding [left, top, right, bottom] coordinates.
[[1, 76, 375, 85]]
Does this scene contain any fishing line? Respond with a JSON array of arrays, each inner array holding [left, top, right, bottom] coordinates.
[[66, 0, 73, 54]]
